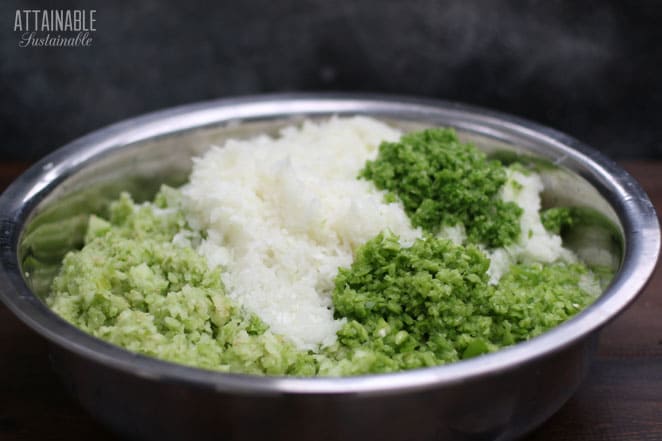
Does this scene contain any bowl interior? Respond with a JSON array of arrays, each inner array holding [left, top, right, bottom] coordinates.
[[19, 114, 623, 303]]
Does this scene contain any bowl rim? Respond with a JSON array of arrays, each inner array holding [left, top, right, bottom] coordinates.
[[0, 92, 659, 395]]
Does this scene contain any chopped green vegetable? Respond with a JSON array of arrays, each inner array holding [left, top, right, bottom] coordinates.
[[48, 188, 317, 376], [360, 128, 522, 247], [541, 207, 574, 235], [322, 231, 596, 374]]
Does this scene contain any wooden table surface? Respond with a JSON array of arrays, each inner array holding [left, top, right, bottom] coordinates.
[[1, 160, 660, 441]]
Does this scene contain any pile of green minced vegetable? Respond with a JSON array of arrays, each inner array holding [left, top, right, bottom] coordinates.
[[48, 127, 604, 376]]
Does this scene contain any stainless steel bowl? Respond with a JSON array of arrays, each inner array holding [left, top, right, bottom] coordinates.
[[0, 94, 659, 441]]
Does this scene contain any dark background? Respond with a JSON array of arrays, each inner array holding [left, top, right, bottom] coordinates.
[[2, 0, 661, 161]]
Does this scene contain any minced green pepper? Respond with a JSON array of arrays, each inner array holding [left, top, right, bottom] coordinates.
[[360, 128, 522, 247], [320, 231, 595, 374]]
